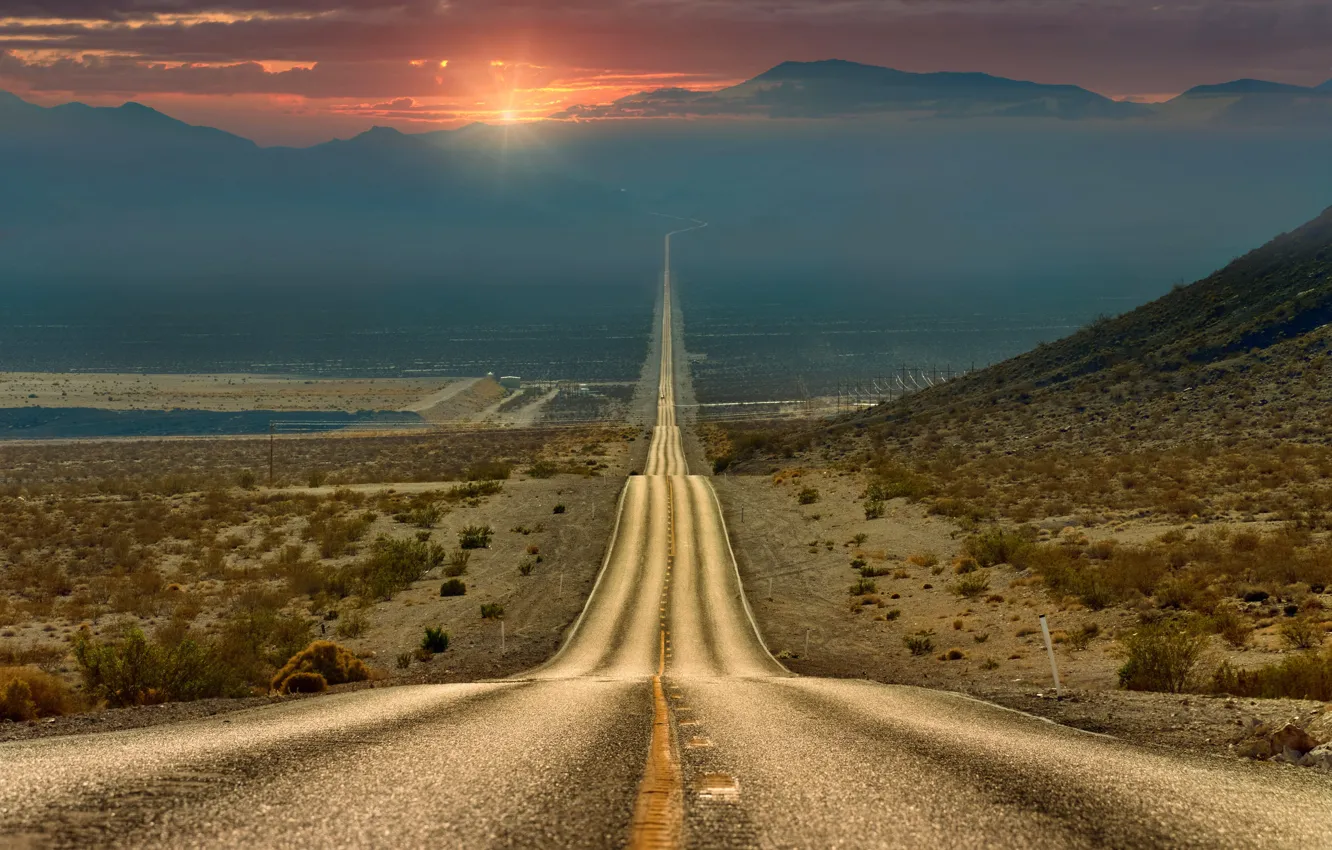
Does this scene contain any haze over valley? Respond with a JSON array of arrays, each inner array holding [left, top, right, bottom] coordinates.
[[4, 5, 1332, 845]]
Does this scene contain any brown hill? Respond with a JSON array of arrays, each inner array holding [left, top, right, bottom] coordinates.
[[863, 204, 1332, 453], [711, 205, 1332, 527]]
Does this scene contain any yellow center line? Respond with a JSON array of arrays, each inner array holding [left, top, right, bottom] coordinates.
[[628, 632, 682, 849], [629, 478, 682, 849]]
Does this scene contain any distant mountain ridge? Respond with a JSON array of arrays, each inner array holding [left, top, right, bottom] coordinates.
[[5, 60, 1332, 146], [0, 94, 254, 151], [1177, 79, 1326, 97], [1161, 77, 1332, 126], [0, 90, 653, 280], [550, 59, 1332, 126], [3, 72, 1331, 289], [556, 59, 1149, 121]]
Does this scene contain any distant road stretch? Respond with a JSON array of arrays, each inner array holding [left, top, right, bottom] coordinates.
[[3, 224, 1330, 848]]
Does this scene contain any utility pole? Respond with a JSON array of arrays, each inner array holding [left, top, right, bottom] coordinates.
[[268, 422, 275, 485]]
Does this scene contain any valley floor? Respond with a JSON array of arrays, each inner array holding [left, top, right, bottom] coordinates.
[[716, 472, 1331, 760]]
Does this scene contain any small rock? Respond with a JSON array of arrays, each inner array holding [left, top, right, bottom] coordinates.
[[1242, 717, 1271, 737], [1271, 723, 1318, 756], [1300, 743, 1332, 770], [1306, 711, 1332, 744], [1237, 738, 1273, 760]]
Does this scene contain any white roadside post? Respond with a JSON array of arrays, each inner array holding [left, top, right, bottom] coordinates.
[[1039, 614, 1062, 698], [500, 621, 506, 656]]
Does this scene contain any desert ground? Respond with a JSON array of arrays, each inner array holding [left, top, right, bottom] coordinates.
[[716, 464, 1332, 759], [0, 373, 456, 412], [0, 422, 638, 741]]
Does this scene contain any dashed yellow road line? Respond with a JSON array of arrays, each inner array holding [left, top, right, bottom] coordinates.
[[628, 633, 682, 849]]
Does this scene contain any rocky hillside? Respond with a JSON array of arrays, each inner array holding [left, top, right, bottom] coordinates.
[[861, 204, 1332, 452]]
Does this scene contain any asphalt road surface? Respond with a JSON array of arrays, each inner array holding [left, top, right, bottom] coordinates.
[[2, 230, 1330, 848]]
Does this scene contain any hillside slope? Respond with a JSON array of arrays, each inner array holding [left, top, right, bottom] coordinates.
[[862, 205, 1332, 452]]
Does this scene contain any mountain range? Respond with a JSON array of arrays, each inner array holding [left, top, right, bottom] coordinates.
[[3, 59, 1332, 298], [553, 59, 1332, 125], [6, 59, 1332, 147]]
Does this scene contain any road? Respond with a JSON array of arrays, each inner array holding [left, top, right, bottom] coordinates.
[[2, 228, 1331, 848]]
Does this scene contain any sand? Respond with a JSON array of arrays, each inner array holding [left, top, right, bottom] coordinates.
[[0, 372, 456, 413]]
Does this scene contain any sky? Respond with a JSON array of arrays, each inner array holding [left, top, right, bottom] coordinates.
[[2, 0, 1331, 145]]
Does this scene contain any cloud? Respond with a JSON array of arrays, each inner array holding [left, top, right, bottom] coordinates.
[[4, 0, 1332, 140], [0, 50, 558, 98], [371, 95, 415, 110]]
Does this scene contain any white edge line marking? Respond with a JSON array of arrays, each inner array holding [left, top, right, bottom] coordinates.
[[520, 479, 632, 677], [705, 479, 792, 675]]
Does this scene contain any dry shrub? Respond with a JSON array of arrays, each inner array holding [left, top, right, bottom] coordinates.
[[1209, 605, 1254, 648], [904, 631, 934, 656], [1117, 622, 1209, 693], [949, 571, 991, 599], [1211, 649, 1332, 701], [271, 640, 368, 693], [72, 626, 241, 707], [0, 666, 79, 720], [964, 528, 1032, 568], [277, 671, 327, 694], [1280, 617, 1325, 650]]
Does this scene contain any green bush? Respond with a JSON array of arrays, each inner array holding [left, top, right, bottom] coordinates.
[[444, 549, 471, 576], [904, 631, 934, 656], [863, 498, 885, 520], [459, 525, 494, 550], [1210, 606, 1253, 648], [421, 627, 450, 654], [518, 557, 536, 576], [440, 579, 466, 597], [1211, 649, 1332, 701], [355, 536, 446, 600], [303, 512, 374, 559], [398, 504, 441, 529], [270, 641, 369, 693], [964, 528, 1032, 568], [335, 610, 367, 638], [73, 627, 240, 706], [553, 503, 566, 514], [1117, 622, 1208, 693], [480, 603, 505, 620], [866, 460, 934, 501], [529, 461, 561, 479], [850, 578, 878, 596], [797, 487, 820, 505], [928, 498, 992, 523], [445, 480, 504, 501]]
